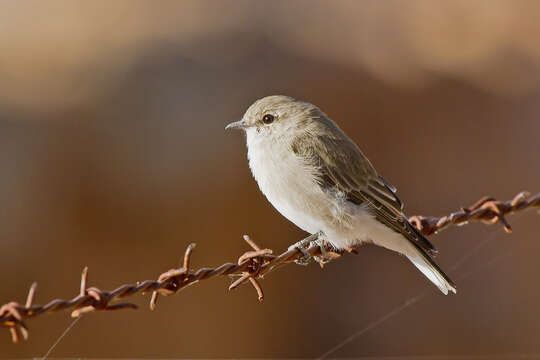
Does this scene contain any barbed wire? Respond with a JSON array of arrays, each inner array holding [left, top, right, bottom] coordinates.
[[1, 191, 539, 344]]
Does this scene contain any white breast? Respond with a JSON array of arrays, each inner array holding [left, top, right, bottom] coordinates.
[[246, 132, 342, 235], [246, 128, 385, 251]]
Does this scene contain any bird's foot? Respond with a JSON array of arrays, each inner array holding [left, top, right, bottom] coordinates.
[[288, 233, 319, 265], [312, 238, 334, 266], [288, 232, 333, 266]]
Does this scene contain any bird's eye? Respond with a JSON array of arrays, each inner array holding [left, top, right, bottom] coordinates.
[[262, 114, 275, 124]]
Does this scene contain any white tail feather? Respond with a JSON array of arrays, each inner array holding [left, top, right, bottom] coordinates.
[[406, 251, 457, 295], [350, 214, 456, 294]]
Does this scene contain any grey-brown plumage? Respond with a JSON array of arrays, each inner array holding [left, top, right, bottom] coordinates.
[[290, 128, 438, 257], [226, 95, 456, 294]]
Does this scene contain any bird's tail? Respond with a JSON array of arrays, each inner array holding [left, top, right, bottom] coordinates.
[[405, 241, 457, 295]]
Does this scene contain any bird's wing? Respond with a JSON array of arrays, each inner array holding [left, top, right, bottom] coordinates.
[[291, 132, 438, 256]]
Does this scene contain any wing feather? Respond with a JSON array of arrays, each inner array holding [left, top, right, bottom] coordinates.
[[291, 129, 437, 256]]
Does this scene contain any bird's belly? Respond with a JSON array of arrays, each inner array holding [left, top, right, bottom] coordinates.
[[267, 191, 324, 234], [261, 173, 327, 234], [248, 143, 377, 249], [249, 149, 330, 234], [264, 179, 376, 249]]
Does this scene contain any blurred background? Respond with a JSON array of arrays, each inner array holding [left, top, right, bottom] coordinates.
[[1, 0, 540, 358]]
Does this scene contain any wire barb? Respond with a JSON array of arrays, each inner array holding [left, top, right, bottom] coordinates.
[[149, 243, 197, 311], [408, 191, 539, 236], [1, 191, 539, 344]]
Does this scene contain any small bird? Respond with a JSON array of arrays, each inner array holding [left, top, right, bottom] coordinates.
[[226, 95, 456, 295]]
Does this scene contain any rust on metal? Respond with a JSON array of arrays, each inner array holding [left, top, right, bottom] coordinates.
[[1, 191, 539, 344]]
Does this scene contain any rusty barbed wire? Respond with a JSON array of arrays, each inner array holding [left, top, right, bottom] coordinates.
[[1, 191, 539, 344], [408, 191, 539, 235]]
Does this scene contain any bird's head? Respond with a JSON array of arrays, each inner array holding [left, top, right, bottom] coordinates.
[[226, 95, 325, 144]]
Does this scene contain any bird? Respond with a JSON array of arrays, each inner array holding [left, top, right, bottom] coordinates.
[[226, 95, 456, 295]]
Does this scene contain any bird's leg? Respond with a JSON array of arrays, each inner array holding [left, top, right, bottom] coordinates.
[[288, 231, 333, 265], [288, 233, 319, 265], [312, 237, 333, 265]]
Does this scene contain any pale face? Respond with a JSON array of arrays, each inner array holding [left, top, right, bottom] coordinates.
[[226, 95, 316, 142]]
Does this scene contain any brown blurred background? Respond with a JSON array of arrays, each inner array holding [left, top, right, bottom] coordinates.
[[1, 0, 540, 358]]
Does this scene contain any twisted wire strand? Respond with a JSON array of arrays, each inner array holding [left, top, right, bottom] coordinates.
[[1, 191, 539, 344]]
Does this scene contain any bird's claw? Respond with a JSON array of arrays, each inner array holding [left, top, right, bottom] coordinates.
[[288, 232, 332, 266], [312, 239, 333, 266], [288, 233, 318, 265]]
